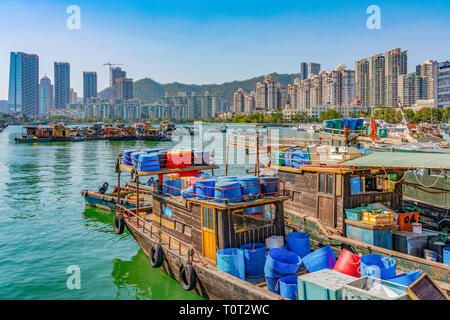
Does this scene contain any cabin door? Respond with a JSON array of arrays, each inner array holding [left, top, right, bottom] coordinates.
[[318, 196, 334, 228], [201, 206, 217, 263]]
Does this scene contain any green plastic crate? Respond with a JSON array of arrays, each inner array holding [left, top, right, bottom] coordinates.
[[298, 269, 356, 300], [345, 206, 374, 221]]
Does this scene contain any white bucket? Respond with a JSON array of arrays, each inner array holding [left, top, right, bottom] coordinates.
[[266, 235, 284, 249], [412, 223, 422, 234]]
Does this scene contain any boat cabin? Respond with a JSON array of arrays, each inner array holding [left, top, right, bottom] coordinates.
[[272, 163, 403, 232], [116, 157, 289, 265]]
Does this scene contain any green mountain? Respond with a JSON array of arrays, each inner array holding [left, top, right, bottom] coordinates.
[[99, 72, 302, 103]]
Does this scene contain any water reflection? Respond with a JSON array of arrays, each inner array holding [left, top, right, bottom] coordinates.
[[111, 249, 203, 300]]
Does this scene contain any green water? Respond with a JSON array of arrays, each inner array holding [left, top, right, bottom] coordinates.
[[0, 124, 312, 300]]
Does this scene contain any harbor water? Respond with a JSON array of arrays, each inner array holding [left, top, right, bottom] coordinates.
[[0, 123, 314, 300]]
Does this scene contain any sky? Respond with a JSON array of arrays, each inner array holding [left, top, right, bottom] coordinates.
[[0, 0, 449, 99]]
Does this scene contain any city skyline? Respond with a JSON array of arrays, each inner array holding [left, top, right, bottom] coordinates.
[[1, 0, 450, 100]]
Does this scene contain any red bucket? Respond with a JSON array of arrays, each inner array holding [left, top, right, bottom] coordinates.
[[333, 249, 361, 278]]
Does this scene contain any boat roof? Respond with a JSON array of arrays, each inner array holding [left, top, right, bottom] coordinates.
[[342, 152, 450, 169]]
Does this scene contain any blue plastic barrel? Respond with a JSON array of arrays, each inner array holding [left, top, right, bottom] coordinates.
[[283, 148, 296, 167], [194, 179, 216, 200], [323, 120, 334, 128], [342, 119, 350, 128], [260, 177, 280, 195], [264, 248, 302, 278], [216, 248, 245, 280], [350, 177, 363, 194], [266, 277, 280, 294], [130, 152, 145, 167], [286, 232, 311, 258], [357, 118, 364, 127], [291, 148, 310, 168], [388, 270, 421, 286], [123, 149, 139, 165], [349, 119, 358, 130], [444, 247, 450, 265], [196, 172, 211, 179], [163, 179, 181, 196], [238, 176, 260, 199], [138, 153, 160, 171], [182, 185, 194, 199], [214, 180, 242, 203], [302, 245, 336, 273], [280, 275, 299, 300], [360, 254, 396, 280], [240, 243, 267, 278]]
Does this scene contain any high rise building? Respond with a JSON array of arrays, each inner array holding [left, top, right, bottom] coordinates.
[[233, 88, 246, 113], [437, 61, 450, 109], [70, 88, 78, 104], [369, 54, 385, 108], [244, 92, 256, 114], [289, 64, 354, 114], [115, 78, 133, 101], [300, 62, 321, 80], [8, 52, 39, 114], [54, 62, 70, 109], [111, 67, 126, 98], [39, 76, 53, 115], [83, 71, 97, 103], [398, 73, 424, 107], [355, 59, 369, 107], [385, 48, 407, 107], [255, 75, 283, 111], [212, 95, 224, 114], [416, 60, 438, 106]]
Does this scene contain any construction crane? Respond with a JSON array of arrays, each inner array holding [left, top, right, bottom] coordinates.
[[103, 62, 124, 100]]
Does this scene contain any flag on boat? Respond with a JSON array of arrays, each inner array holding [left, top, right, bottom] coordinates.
[[368, 116, 380, 143]]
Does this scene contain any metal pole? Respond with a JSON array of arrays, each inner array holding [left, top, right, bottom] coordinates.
[[117, 163, 121, 213], [136, 174, 140, 227], [225, 134, 229, 176]]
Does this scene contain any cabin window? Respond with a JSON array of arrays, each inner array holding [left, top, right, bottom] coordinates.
[[429, 168, 443, 177], [326, 174, 334, 194], [202, 207, 215, 230], [319, 174, 326, 193], [202, 207, 208, 228], [184, 225, 192, 237], [162, 205, 173, 218], [231, 204, 276, 233]]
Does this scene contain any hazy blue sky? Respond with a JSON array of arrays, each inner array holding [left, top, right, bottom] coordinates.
[[1, 0, 449, 99]]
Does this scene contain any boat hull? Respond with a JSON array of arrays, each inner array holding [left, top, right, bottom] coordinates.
[[124, 218, 282, 300], [82, 191, 143, 212]]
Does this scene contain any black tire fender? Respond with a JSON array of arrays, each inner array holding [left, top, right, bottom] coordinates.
[[149, 244, 164, 268], [113, 215, 125, 234], [179, 263, 197, 291]]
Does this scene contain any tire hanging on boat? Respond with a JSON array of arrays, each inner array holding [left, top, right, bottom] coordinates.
[[130, 168, 138, 183], [149, 244, 164, 268], [113, 215, 125, 234], [178, 263, 197, 291]]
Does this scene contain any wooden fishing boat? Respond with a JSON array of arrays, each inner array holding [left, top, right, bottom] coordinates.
[[81, 183, 153, 211], [15, 124, 72, 143], [110, 150, 293, 300], [267, 151, 450, 292]]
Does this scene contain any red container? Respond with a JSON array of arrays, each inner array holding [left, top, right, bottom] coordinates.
[[333, 249, 361, 278], [167, 150, 193, 168], [398, 212, 419, 232]]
